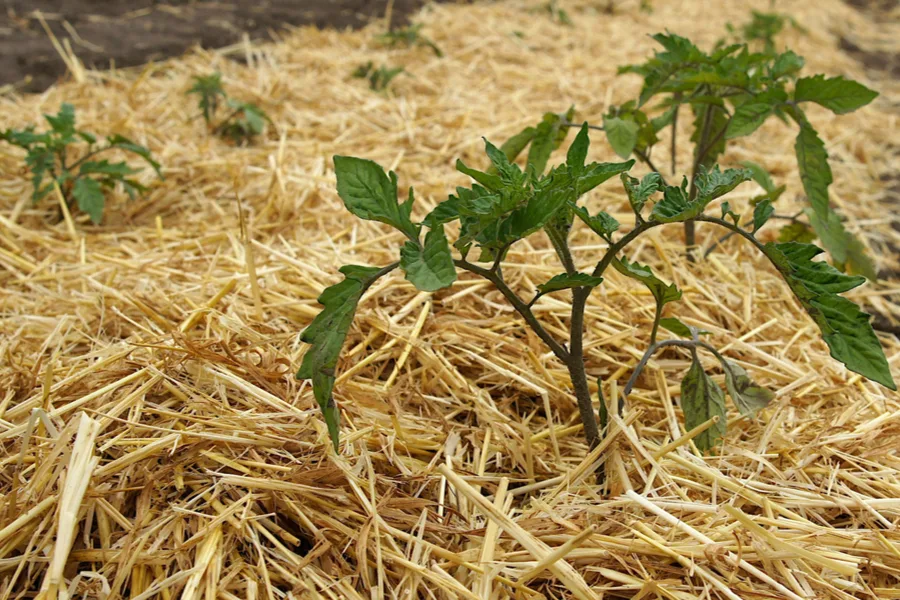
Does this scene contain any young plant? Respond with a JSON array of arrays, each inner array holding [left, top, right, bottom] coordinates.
[[187, 72, 270, 145], [727, 10, 805, 54], [352, 62, 406, 92], [607, 32, 879, 278], [377, 24, 443, 57], [0, 103, 162, 224], [297, 124, 895, 461]]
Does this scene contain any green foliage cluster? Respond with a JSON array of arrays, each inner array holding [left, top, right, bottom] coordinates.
[[727, 10, 805, 53], [298, 123, 894, 457], [0, 103, 161, 224], [606, 32, 878, 278], [377, 24, 443, 57], [187, 72, 270, 145], [352, 62, 406, 92]]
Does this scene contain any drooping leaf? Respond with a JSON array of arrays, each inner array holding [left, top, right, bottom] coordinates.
[[752, 199, 774, 232], [793, 121, 831, 219], [723, 360, 774, 417], [297, 265, 392, 449], [333, 155, 418, 240], [680, 355, 727, 452], [72, 177, 105, 224], [621, 171, 662, 216], [604, 117, 639, 159], [727, 102, 774, 139], [572, 205, 619, 240], [659, 317, 710, 338], [537, 272, 604, 295], [79, 160, 140, 177], [765, 242, 894, 389], [498, 127, 536, 165], [106, 134, 163, 177], [794, 75, 879, 115], [807, 208, 877, 280], [400, 224, 457, 292], [612, 256, 682, 307], [778, 221, 817, 244], [740, 160, 775, 193]]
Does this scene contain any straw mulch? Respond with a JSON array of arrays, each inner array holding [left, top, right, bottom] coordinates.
[[0, 1, 898, 598]]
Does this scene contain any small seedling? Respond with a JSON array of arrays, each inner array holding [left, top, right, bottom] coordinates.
[[377, 24, 442, 57], [297, 124, 895, 469], [352, 62, 406, 92], [0, 103, 162, 224], [727, 10, 806, 53], [603, 32, 878, 278], [187, 72, 270, 145], [532, 1, 572, 25]]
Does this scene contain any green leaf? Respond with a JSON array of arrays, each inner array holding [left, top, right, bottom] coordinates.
[[577, 160, 635, 196], [537, 272, 604, 294], [72, 177, 105, 224], [45, 103, 76, 139], [79, 160, 140, 178], [793, 122, 831, 219], [604, 117, 639, 159], [726, 102, 774, 139], [721, 201, 740, 225], [740, 160, 775, 193], [400, 224, 457, 292], [566, 123, 590, 172], [484, 138, 524, 184], [651, 180, 702, 223], [691, 103, 728, 169], [694, 166, 753, 203], [778, 221, 817, 244], [765, 242, 894, 389], [297, 264, 392, 450], [106, 134, 163, 177], [572, 205, 619, 240], [621, 171, 662, 216], [456, 159, 503, 191], [424, 197, 460, 226], [794, 75, 879, 115], [680, 355, 727, 452], [753, 199, 774, 232], [188, 72, 226, 123], [498, 127, 536, 164], [333, 155, 418, 240], [503, 182, 573, 240], [770, 50, 805, 80], [659, 317, 709, 338], [612, 256, 681, 307], [526, 108, 575, 176], [723, 361, 774, 417], [806, 208, 877, 280]]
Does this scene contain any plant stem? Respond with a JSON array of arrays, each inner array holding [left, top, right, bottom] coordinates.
[[455, 259, 569, 361], [568, 287, 600, 450]]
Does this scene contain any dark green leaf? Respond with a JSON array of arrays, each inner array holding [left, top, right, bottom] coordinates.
[[723, 361, 774, 417], [651, 180, 702, 223], [537, 272, 604, 294], [680, 355, 727, 451], [45, 103, 76, 139], [504, 182, 573, 240], [794, 75, 878, 114], [753, 199, 774, 231], [740, 160, 775, 193], [721, 201, 740, 225], [188, 73, 226, 123], [613, 256, 681, 307], [577, 160, 635, 196], [727, 102, 773, 139], [770, 50, 804, 80], [484, 139, 524, 184], [621, 171, 662, 216], [765, 242, 894, 389], [604, 117, 639, 159], [79, 160, 139, 177], [572, 205, 619, 240], [333, 155, 418, 240], [72, 177, 105, 224], [297, 264, 391, 449], [106, 134, 163, 177], [566, 123, 590, 172], [498, 127, 536, 164], [778, 221, 817, 244], [456, 159, 503, 191], [793, 121, 831, 219], [806, 208, 877, 280], [526, 108, 575, 176], [694, 165, 753, 203], [400, 225, 457, 292], [659, 317, 710, 338], [424, 197, 460, 226], [691, 103, 728, 169]]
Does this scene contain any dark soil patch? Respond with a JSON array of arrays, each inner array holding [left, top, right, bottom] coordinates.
[[0, 1, 438, 93]]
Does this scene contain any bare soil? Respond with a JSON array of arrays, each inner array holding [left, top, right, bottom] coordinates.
[[0, 0, 437, 92]]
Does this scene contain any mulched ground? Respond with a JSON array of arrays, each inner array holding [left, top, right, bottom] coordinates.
[[0, 0, 438, 92]]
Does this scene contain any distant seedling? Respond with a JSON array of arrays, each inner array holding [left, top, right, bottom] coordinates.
[[377, 24, 443, 57], [728, 10, 806, 53], [533, 0, 572, 25], [187, 73, 270, 145], [0, 103, 162, 224], [352, 62, 406, 92]]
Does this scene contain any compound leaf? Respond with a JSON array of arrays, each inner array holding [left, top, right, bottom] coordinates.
[[681, 355, 727, 451], [651, 181, 702, 223], [794, 75, 878, 115], [573, 205, 619, 240], [400, 224, 457, 292], [621, 171, 662, 216]]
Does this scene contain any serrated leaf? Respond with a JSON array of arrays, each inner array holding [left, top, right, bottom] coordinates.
[[753, 199, 774, 232], [456, 159, 503, 191], [45, 103, 76, 139], [79, 160, 140, 177], [484, 138, 523, 183], [297, 264, 391, 449], [566, 123, 590, 172], [572, 205, 619, 240], [497, 127, 536, 165], [400, 224, 457, 292], [651, 181, 702, 223], [106, 134, 163, 177], [424, 196, 460, 226], [334, 155, 418, 240], [537, 272, 604, 294], [723, 361, 774, 417], [681, 355, 727, 452], [727, 102, 774, 139], [621, 171, 662, 216], [793, 122, 831, 219], [659, 317, 709, 338], [794, 75, 879, 115], [765, 242, 894, 389], [613, 256, 682, 307], [72, 177, 105, 224], [694, 165, 753, 203], [504, 182, 573, 240], [526, 108, 574, 176], [771, 50, 805, 80], [807, 208, 877, 280], [577, 160, 635, 196], [604, 117, 639, 159]]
